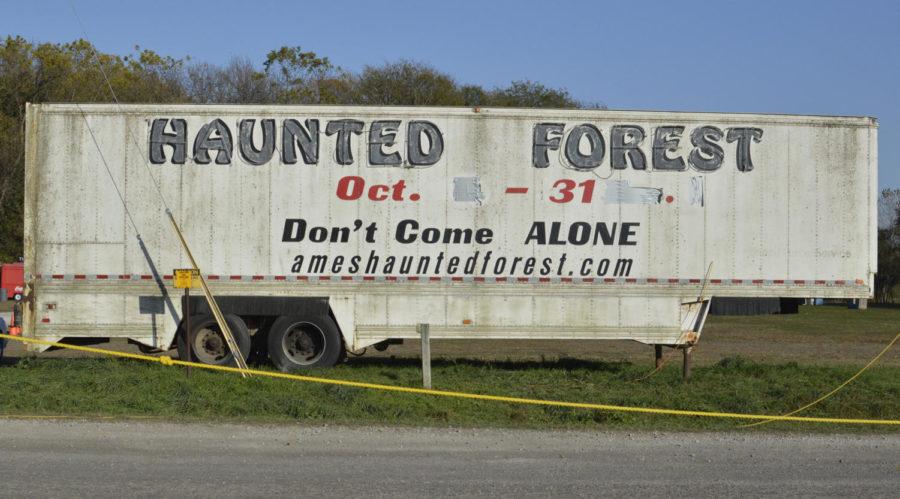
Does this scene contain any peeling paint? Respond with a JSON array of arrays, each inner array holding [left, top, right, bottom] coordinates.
[[453, 176, 484, 204], [690, 176, 705, 206], [605, 180, 662, 204]]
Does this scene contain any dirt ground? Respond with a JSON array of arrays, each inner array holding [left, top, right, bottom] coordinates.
[[2, 304, 898, 367], [362, 323, 899, 367], [366, 305, 900, 367]]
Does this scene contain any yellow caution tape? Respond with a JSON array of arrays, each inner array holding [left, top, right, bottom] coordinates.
[[1, 333, 897, 426]]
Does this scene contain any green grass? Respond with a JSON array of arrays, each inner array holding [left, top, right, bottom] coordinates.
[[706, 304, 900, 339], [1, 355, 897, 432], [2, 304, 897, 431]]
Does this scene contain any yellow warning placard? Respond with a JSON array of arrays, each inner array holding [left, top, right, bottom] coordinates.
[[173, 269, 200, 289]]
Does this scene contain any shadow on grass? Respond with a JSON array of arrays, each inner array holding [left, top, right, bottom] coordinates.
[[869, 302, 900, 309], [3, 342, 812, 377], [1, 353, 636, 374], [343, 355, 633, 373]]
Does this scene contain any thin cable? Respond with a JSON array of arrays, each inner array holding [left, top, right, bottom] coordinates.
[[76, 104, 141, 236], [698, 261, 713, 301], [69, 1, 171, 212], [632, 262, 714, 382], [67, 3, 247, 370], [590, 164, 616, 182], [629, 347, 680, 382]]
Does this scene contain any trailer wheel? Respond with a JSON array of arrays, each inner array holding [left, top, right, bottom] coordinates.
[[267, 315, 343, 371], [176, 314, 251, 366]]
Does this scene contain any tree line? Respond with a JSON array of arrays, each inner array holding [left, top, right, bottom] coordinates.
[[877, 188, 900, 303], [0, 36, 597, 262]]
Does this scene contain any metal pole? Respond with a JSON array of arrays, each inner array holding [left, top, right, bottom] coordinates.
[[654, 345, 663, 369], [419, 323, 431, 389], [185, 287, 191, 377]]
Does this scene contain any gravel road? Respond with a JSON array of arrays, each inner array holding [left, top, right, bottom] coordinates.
[[0, 419, 896, 497]]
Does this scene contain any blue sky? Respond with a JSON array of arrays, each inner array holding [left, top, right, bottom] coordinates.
[[2, 0, 898, 188]]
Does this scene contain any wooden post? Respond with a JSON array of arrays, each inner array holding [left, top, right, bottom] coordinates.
[[184, 288, 191, 377], [174, 268, 201, 376], [418, 323, 431, 389], [682, 346, 693, 382], [654, 345, 663, 369]]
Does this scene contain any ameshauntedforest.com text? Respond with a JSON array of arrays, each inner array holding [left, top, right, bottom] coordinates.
[[289, 250, 634, 278]]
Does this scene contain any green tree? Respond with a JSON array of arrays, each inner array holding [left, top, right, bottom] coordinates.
[[876, 188, 900, 303], [263, 46, 355, 104], [0, 113, 24, 262], [187, 58, 274, 104], [460, 84, 489, 107], [356, 60, 464, 106], [487, 80, 583, 109]]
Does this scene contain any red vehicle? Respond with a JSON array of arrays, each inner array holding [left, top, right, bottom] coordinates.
[[1, 262, 24, 301]]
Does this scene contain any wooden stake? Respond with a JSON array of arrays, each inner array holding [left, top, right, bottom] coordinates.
[[167, 211, 248, 377], [682, 346, 693, 382], [184, 287, 191, 377], [418, 323, 431, 389]]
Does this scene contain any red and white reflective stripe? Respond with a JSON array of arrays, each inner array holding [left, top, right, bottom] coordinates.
[[29, 273, 868, 286]]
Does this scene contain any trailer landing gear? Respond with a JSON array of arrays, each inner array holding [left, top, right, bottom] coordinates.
[[682, 346, 693, 382], [651, 344, 693, 382]]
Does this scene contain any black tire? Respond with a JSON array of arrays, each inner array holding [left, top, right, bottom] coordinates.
[[13, 293, 21, 302], [176, 314, 251, 366], [267, 315, 343, 372]]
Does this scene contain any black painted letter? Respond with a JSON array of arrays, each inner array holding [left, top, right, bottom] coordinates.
[[369, 120, 402, 166], [326, 120, 364, 165], [283, 119, 319, 165], [193, 119, 233, 165], [238, 119, 275, 165], [652, 126, 686, 171], [532, 123, 564, 168], [149, 118, 186, 164], [688, 126, 725, 172], [564, 124, 605, 170], [610, 125, 646, 170], [407, 121, 444, 166], [726, 128, 763, 172]]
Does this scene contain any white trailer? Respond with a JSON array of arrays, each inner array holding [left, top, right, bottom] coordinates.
[[22, 103, 877, 370]]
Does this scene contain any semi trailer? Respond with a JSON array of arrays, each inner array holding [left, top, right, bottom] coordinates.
[[21, 103, 877, 371]]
